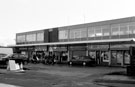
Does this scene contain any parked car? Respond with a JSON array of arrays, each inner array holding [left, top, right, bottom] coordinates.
[[0, 53, 29, 65], [69, 56, 96, 66], [0, 53, 9, 65]]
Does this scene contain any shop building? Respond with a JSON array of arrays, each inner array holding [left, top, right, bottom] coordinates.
[[10, 16, 135, 66]]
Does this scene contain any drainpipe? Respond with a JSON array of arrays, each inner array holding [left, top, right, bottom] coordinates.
[[108, 43, 111, 66]]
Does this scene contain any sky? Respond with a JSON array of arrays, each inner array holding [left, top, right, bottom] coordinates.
[[0, 0, 135, 46]]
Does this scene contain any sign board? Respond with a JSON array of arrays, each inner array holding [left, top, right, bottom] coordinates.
[[8, 60, 20, 71]]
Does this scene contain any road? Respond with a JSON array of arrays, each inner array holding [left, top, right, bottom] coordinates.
[[0, 64, 133, 87]]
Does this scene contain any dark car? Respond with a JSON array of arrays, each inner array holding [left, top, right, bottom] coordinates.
[[0, 53, 28, 65], [0, 53, 9, 65], [69, 56, 96, 66]]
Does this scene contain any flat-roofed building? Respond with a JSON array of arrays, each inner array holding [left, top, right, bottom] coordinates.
[[10, 16, 135, 67]]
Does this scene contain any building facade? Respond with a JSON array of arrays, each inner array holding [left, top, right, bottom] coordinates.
[[11, 17, 135, 66]]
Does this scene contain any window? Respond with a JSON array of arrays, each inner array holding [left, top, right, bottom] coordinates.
[[37, 32, 44, 41], [111, 26, 119, 35], [124, 51, 130, 64], [120, 23, 129, 35], [16, 35, 25, 43], [102, 27, 110, 36], [69, 30, 75, 39], [129, 22, 135, 34], [59, 30, 68, 39], [26, 34, 36, 42], [80, 28, 87, 38], [95, 27, 102, 37], [74, 29, 81, 38], [101, 51, 109, 62], [88, 27, 95, 37]]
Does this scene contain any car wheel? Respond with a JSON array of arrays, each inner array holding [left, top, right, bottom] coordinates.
[[69, 61, 72, 65], [83, 62, 86, 66]]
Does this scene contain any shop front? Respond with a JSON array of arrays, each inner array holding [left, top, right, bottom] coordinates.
[[49, 46, 68, 63], [110, 44, 131, 66], [34, 46, 47, 62], [88, 44, 110, 66], [69, 45, 87, 60]]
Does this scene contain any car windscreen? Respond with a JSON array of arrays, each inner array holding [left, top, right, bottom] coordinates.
[[0, 53, 7, 58]]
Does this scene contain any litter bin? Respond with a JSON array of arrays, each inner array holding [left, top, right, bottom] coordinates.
[[127, 65, 135, 76]]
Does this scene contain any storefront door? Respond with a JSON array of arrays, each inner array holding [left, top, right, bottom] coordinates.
[[96, 51, 100, 65], [111, 50, 124, 66]]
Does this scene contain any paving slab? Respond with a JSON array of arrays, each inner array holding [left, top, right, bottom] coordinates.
[[95, 75, 135, 84]]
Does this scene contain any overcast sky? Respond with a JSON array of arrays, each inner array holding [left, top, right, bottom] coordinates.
[[0, 0, 135, 46]]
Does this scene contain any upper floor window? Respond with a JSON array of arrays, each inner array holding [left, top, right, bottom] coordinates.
[[111, 25, 119, 36], [88, 27, 95, 37], [80, 28, 87, 38], [37, 32, 44, 41], [129, 22, 135, 34], [119, 23, 129, 35], [16, 35, 25, 43], [59, 30, 68, 39], [95, 27, 102, 37], [26, 33, 36, 42], [102, 26, 110, 36], [74, 29, 81, 38], [69, 30, 75, 39], [69, 28, 87, 39]]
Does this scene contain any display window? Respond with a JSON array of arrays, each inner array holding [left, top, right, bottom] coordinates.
[[124, 51, 130, 64], [101, 51, 109, 62], [111, 50, 129, 66], [89, 51, 96, 59], [72, 51, 86, 58], [117, 51, 123, 64]]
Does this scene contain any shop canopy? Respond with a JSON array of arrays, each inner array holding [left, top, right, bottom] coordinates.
[[8, 38, 135, 47]]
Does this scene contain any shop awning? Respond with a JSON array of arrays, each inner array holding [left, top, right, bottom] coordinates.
[[8, 38, 135, 47]]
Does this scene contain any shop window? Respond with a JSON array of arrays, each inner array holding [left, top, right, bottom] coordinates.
[[111, 51, 123, 65], [61, 52, 68, 61], [88, 28, 95, 37], [124, 51, 130, 64], [101, 51, 109, 62], [89, 51, 96, 59], [73, 51, 86, 58], [117, 51, 123, 64], [111, 51, 117, 59]]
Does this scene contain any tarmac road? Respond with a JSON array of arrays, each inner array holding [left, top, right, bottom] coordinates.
[[0, 64, 133, 87]]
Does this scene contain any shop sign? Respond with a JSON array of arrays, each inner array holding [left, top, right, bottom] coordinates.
[[35, 46, 47, 51], [28, 47, 34, 50], [53, 47, 67, 51], [110, 44, 132, 50], [69, 46, 86, 50], [88, 45, 109, 50], [19, 47, 27, 51]]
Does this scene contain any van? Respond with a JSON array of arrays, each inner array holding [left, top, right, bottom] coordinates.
[[0, 47, 13, 65]]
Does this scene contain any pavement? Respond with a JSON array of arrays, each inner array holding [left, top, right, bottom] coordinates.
[[0, 83, 20, 87], [0, 64, 135, 87], [95, 75, 135, 83]]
